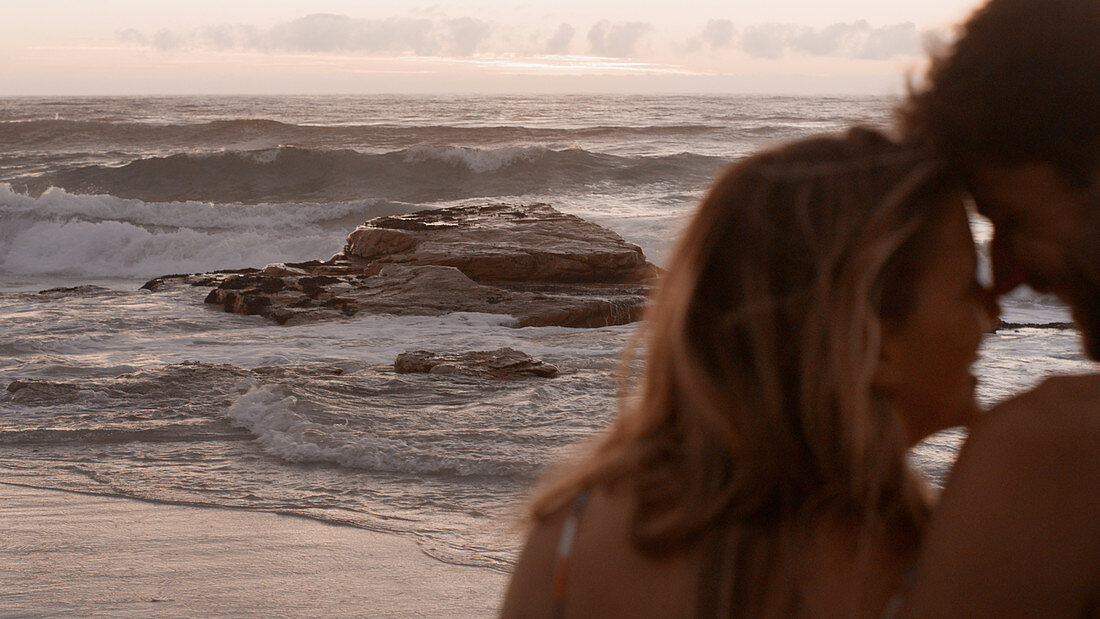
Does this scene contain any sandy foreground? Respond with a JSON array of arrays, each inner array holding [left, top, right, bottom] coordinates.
[[0, 482, 508, 617]]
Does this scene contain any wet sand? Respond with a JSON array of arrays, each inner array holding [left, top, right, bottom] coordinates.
[[0, 482, 507, 617]]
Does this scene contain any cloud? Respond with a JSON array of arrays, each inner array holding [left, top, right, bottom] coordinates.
[[196, 24, 265, 51], [736, 20, 919, 60], [543, 23, 575, 55], [117, 14, 919, 63], [445, 17, 494, 56], [701, 20, 736, 50], [739, 24, 801, 59], [137, 29, 184, 53], [120, 13, 496, 57], [586, 21, 653, 58], [854, 22, 919, 59]]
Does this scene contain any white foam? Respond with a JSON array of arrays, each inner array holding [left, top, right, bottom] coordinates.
[[225, 382, 526, 476], [243, 149, 281, 164], [0, 217, 341, 278], [0, 184, 391, 230], [403, 145, 550, 173], [998, 286, 1074, 324], [0, 185, 418, 278]]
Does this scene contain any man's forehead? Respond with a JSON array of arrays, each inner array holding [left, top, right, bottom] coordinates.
[[964, 164, 1023, 220]]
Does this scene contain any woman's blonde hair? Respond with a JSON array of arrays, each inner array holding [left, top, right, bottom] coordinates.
[[530, 127, 956, 615]]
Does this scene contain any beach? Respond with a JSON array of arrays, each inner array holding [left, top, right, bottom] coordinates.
[[0, 482, 506, 617]]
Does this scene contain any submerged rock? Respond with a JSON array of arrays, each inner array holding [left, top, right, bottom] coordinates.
[[6, 379, 87, 405], [34, 285, 114, 299], [143, 203, 659, 328], [394, 348, 559, 378]]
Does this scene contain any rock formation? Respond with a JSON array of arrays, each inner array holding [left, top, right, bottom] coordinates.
[[142, 203, 659, 328], [394, 348, 559, 378]]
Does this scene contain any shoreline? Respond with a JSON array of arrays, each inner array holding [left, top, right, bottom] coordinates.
[[0, 481, 507, 617]]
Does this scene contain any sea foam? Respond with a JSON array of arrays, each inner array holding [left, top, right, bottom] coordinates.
[[226, 381, 532, 477], [403, 144, 551, 173], [0, 185, 417, 278]]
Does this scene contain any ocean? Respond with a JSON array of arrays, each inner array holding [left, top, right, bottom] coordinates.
[[0, 95, 1093, 574]]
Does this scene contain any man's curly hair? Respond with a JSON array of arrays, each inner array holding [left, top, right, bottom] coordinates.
[[900, 0, 1100, 186]]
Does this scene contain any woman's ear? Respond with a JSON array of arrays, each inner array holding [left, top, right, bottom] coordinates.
[[873, 327, 905, 392]]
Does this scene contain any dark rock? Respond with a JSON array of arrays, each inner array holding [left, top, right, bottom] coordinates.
[[36, 285, 112, 297], [142, 268, 258, 292], [994, 321, 1077, 331], [232, 294, 272, 316], [394, 348, 559, 378], [299, 276, 342, 296]]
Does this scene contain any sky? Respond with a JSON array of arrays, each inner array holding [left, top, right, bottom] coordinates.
[[2, 0, 986, 96]]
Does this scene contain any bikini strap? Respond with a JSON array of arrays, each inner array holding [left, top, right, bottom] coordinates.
[[551, 490, 591, 619]]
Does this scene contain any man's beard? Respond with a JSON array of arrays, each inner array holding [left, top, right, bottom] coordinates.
[[1070, 202, 1100, 360], [1076, 287, 1100, 361]]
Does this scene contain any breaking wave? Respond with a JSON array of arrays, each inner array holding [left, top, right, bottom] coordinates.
[[0, 184, 420, 277], [12, 145, 727, 204], [225, 382, 536, 478], [0, 118, 725, 150]]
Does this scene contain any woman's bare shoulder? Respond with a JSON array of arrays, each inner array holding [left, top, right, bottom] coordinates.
[[500, 486, 699, 618], [499, 507, 565, 618], [499, 487, 639, 618]]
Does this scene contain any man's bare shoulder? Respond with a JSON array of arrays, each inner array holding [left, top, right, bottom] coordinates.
[[939, 372, 1100, 530], [968, 373, 1100, 470], [899, 374, 1100, 617]]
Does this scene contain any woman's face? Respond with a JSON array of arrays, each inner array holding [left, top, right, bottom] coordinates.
[[877, 194, 997, 446]]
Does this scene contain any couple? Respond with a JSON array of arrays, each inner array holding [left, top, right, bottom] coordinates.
[[503, 0, 1100, 616]]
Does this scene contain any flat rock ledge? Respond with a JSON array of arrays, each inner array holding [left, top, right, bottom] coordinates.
[[142, 203, 659, 328], [394, 348, 559, 378], [994, 321, 1077, 331]]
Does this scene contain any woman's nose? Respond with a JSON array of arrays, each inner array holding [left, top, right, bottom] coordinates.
[[980, 287, 1002, 332], [991, 232, 1026, 295]]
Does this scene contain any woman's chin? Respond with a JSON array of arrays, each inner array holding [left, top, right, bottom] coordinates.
[[959, 387, 985, 428]]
